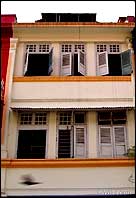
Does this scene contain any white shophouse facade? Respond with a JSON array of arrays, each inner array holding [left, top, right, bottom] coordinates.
[[1, 14, 135, 197]]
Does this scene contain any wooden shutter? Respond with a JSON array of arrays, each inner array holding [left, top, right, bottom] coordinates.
[[99, 126, 113, 157], [113, 126, 126, 156], [121, 49, 132, 75], [61, 52, 72, 76], [78, 50, 86, 75], [74, 126, 86, 158], [58, 130, 71, 158], [48, 48, 53, 75], [97, 51, 109, 76], [24, 49, 29, 75]]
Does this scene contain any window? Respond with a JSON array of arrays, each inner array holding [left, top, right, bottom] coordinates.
[[17, 112, 48, 159], [61, 44, 86, 76], [98, 111, 127, 157], [57, 112, 86, 158], [24, 44, 53, 76], [96, 44, 132, 76], [17, 130, 46, 159]]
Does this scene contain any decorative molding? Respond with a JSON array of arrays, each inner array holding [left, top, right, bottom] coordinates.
[[1, 158, 134, 168], [13, 22, 135, 28], [13, 76, 131, 82], [11, 98, 133, 103]]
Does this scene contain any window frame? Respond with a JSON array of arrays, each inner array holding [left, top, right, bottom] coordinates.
[[60, 43, 86, 76], [97, 111, 128, 158], [95, 43, 132, 76], [57, 111, 87, 158], [16, 111, 49, 159], [24, 43, 52, 76]]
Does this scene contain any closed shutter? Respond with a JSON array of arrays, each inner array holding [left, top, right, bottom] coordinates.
[[61, 52, 72, 75], [24, 49, 29, 75], [74, 126, 86, 158], [78, 50, 86, 75], [121, 49, 132, 75], [113, 126, 126, 156], [97, 51, 109, 76], [58, 130, 71, 158], [99, 126, 113, 157], [48, 48, 53, 75]]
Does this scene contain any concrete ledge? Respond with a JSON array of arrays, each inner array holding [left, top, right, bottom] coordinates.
[[1, 158, 135, 168]]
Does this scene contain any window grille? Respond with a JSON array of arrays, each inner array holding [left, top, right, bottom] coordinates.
[[35, 112, 47, 125], [74, 44, 85, 52], [26, 44, 36, 52], [59, 112, 72, 125], [109, 44, 120, 53], [19, 112, 47, 125], [26, 44, 50, 53], [61, 44, 72, 52], [39, 44, 50, 52], [96, 44, 107, 52], [20, 112, 33, 125]]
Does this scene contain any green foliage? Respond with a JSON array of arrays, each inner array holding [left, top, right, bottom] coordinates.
[[126, 146, 135, 158]]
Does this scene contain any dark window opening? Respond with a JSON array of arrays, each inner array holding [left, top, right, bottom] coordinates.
[[75, 113, 85, 124], [98, 111, 126, 125], [107, 54, 122, 76], [17, 130, 46, 159], [58, 130, 71, 158], [73, 54, 83, 76], [25, 54, 50, 76]]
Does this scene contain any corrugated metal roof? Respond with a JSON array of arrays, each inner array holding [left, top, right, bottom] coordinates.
[[10, 106, 134, 111]]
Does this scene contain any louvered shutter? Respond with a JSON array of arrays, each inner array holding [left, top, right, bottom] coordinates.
[[61, 52, 72, 76], [99, 126, 113, 157], [48, 48, 53, 75], [97, 51, 109, 76], [113, 126, 126, 156], [121, 49, 132, 75], [24, 49, 29, 75], [78, 50, 86, 75], [74, 126, 86, 158]]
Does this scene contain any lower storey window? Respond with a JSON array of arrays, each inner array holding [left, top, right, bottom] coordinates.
[[98, 111, 127, 158], [17, 130, 46, 159], [58, 126, 86, 158]]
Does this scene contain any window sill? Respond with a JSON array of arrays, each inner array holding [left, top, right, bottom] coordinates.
[[1, 158, 135, 168], [13, 76, 131, 82]]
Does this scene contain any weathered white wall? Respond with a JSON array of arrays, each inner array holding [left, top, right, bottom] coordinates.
[[11, 81, 133, 101], [1, 167, 135, 195]]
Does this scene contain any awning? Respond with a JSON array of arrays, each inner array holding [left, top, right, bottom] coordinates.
[[10, 102, 134, 111]]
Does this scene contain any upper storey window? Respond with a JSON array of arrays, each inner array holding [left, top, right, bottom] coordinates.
[[24, 44, 53, 76], [96, 44, 132, 76], [61, 44, 86, 76]]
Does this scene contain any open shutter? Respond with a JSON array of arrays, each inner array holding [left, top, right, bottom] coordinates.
[[48, 48, 53, 75], [121, 49, 132, 75], [78, 50, 86, 75], [99, 126, 113, 157], [74, 126, 86, 158], [61, 52, 72, 76], [113, 126, 126, 157], [97, 51, 109, 76], [24, 49, 29, 75]]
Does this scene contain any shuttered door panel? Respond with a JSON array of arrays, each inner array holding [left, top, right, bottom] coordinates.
[[48, 47, 53, 75], [61, 52, 72, 75], [58, 130, 71, 158], [113, 126, 126, 156], [97, 51, 109, 76], [121, 49, 132, 75], [99, 127, 113, 157], [24, 50, 29, 75], [78, 50, 86, 75], [74, 126, 86, 158]]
